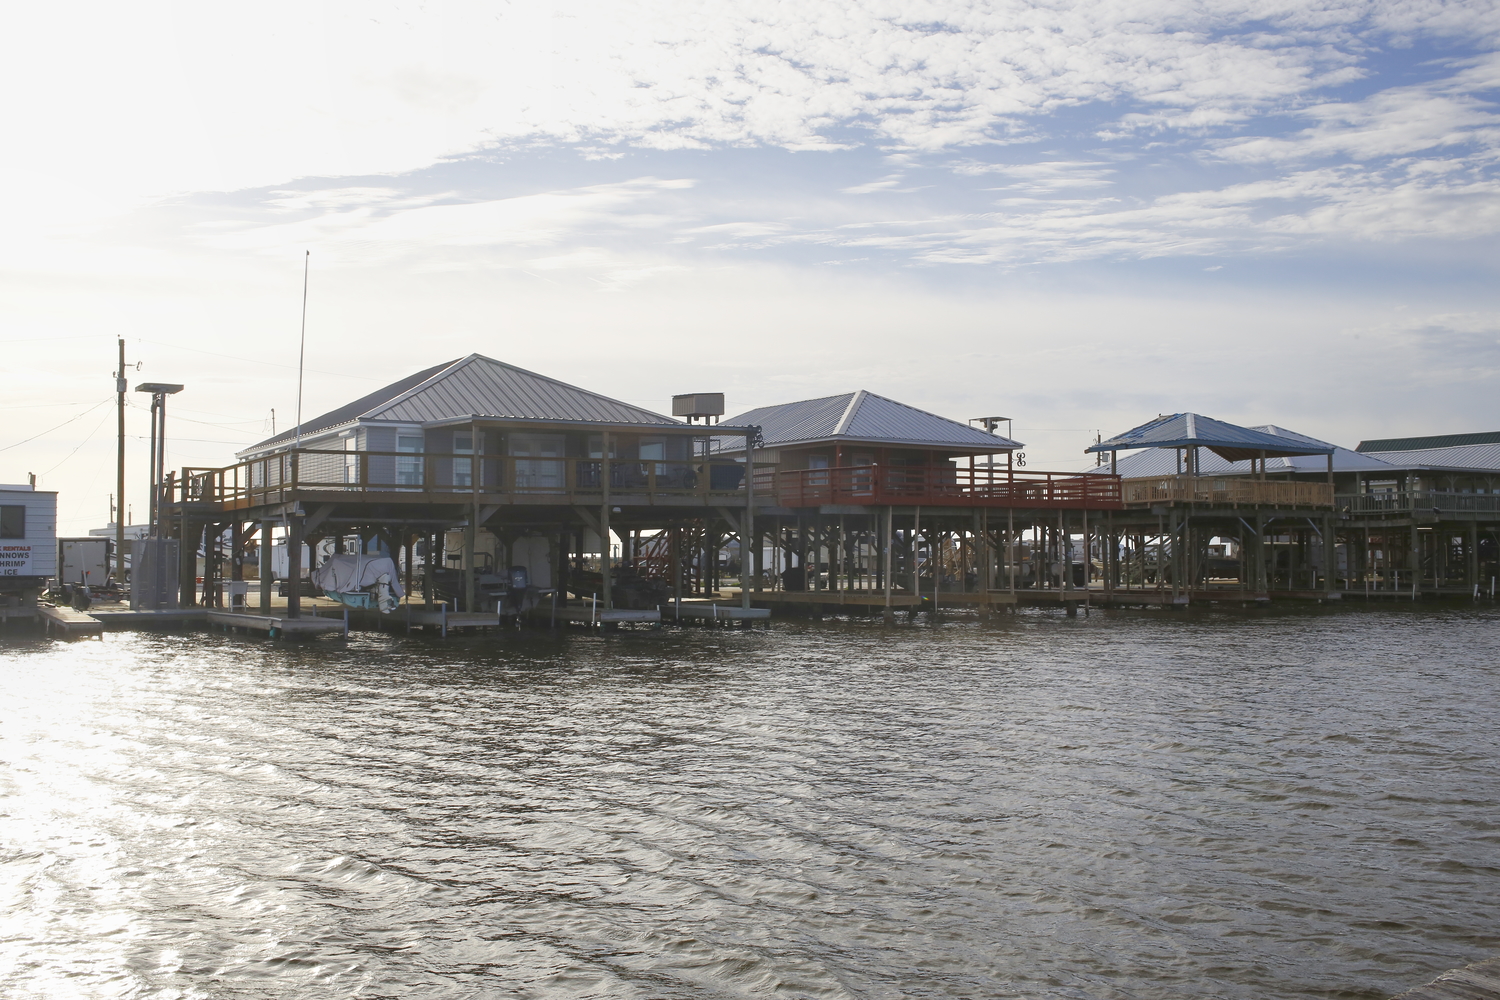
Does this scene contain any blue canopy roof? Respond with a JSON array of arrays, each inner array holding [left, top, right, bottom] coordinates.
[[1086, 412, 1335, 463]]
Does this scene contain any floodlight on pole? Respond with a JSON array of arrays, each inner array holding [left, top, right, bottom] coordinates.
[[136, 383, 184, 534]]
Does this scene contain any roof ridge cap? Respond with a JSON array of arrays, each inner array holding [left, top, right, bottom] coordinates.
[[362, 356, 473, 419], [833, 390, 864, 436]]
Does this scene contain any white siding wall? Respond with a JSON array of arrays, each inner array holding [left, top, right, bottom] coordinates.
[[0, 488, 58, 578]]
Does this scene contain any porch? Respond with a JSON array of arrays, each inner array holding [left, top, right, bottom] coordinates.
[[761, 464, 1123, 509], [178, 447, 753, 511], [1122, 476, 1335, 508]]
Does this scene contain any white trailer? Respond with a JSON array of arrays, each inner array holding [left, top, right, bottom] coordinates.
[[58, 537, 112, 587], [1, 484, 58, 607]]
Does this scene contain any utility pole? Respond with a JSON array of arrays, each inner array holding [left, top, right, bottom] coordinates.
[[116, 338, 126, 584]]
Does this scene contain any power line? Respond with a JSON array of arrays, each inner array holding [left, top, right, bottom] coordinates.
[[37, 408, 114, 477], [137, 337, 380, 381], [0, 397, 113, 453]]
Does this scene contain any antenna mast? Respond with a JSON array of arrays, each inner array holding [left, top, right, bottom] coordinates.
[[295, 251, 309, 448], [116, 338, 126, 584]]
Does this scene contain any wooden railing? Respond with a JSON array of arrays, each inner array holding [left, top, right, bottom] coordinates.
[[1339, 490, 1500, 515], [175, 448, 750, 509], [1122, 476, 1334, 508], [763, 464, 1122, 509]]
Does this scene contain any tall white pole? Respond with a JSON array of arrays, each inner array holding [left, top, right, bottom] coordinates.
[[294, 250, 309, 448]]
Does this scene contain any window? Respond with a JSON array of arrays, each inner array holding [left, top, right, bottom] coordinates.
[[453, 432, 473, 488], [396, 431, 424, 486], [0, 505, 23, 539], [343, 434, 359, 485], [807, 453, 829, 487], [511, 433, 565, 490]]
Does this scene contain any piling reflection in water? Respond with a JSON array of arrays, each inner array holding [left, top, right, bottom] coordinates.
[[1, 608, 1498, 999]]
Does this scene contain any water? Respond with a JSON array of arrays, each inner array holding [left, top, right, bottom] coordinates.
[[1, 606, 1498, 1000]]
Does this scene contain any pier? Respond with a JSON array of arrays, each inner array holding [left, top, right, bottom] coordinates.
[[42, 357, 1484, 637], [38, 604, 104, 639]]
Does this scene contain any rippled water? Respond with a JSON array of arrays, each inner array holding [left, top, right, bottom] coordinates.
[[2, 606, 1498, 999]]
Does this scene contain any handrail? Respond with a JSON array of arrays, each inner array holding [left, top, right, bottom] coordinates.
[[1338, 490, 1500, 514], [171, 448, 750, 508], [1122, 476, 1334, 508], [769, 464, 1123, 509]]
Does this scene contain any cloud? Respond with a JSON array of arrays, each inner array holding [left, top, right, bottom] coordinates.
[[198, 178, 697, 265]]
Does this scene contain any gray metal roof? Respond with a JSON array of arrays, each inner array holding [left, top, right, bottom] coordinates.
[[242, 359, 456, 454], [1361, 442, 1500, 473], [1088, 425, 1391, 477], [1357, 430, 1500, 453], [716, 390, 1022, 453], [1088, 412, 1335, 461], [240, 354, 680, 457], [370, 355, 680, 427]]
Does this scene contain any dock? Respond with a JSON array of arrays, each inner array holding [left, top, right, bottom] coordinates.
[[537, 604, 662, 627], [750, 591, 922, 608], [401, 604, 501, 636], [1392, 955, 1500, 999], [205, 611, 348, 638], [93, 608, 209, 628], [668, 601, 771, 621], [38, 604, 105, 639]]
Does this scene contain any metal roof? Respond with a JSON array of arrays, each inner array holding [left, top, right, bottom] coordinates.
[[370, 355, 680, 427], [1087, 412, 1335, 462], [1088, 425, 1391, 477], [1361, 442, 1500, 473], [240, 354, 680, 457], [1356, 430, 1500, 453], [242, 359, 456, 454], [715, 390, 1022, 453]]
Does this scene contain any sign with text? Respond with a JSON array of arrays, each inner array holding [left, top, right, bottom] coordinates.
[[0, 543, 35, 576]]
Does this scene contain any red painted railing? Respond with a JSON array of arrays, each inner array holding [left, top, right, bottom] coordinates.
[[763, 465, 1122, 509]]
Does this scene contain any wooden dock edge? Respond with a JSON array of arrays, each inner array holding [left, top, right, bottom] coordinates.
[[1391, 955, 1500, 999], [206, 611, 348, 638], [38, 604, 105, 639]]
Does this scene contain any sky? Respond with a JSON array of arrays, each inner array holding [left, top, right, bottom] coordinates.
[[2, 0, 1498, 534]]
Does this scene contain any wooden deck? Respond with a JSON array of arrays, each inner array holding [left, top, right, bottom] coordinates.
[[1122, 475, 1333, 508], [206, 611, 348, 638], [401, 605, 501, 635], [539, 604, 662, 626], [178, 447, 752, 512], [750, 591, 922, 607], [668, 601, 771, 621], [765, 464, 1122, 510], [93, 608, 209, 627], [38, 604, 105, 639], [1392, 956, 1500, 999]]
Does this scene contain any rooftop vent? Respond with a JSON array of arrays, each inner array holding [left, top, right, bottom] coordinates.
[[673, 392, 725, 425]]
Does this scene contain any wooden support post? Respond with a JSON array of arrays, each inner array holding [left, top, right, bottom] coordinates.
[[178, 513, 196, 608], [1060, 509, 1071, 593], [287, 514, 303, 619], [1008, 507, 1016, 597], [601, 431, 612, 609], [260, 520, 273, 611], [1470, 522, 1481, 595], [1410, 521, 1421, 598], [425, 531, 437, 606], [1324, 514, 1336, 595], [743, 433, 754, 610], [467, 419, 479, 614], [672, 524, 682, 617], [882, 505, 894, 621]]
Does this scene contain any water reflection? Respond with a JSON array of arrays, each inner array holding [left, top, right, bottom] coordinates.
[[1, 607, 1498, 998]]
